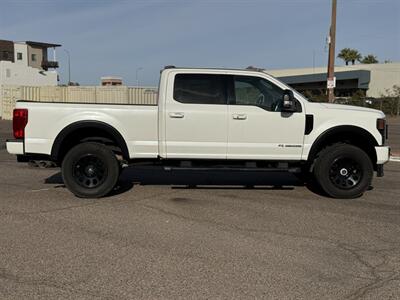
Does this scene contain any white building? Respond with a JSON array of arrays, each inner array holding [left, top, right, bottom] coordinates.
[[0, 40, 60, 86], [0, 39, 60, 117]]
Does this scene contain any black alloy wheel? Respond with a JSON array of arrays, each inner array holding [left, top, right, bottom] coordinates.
[[73, 154, 107, 189], [329, 157, 363, 190]]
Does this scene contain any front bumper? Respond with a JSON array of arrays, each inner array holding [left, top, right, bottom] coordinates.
[[375, 146, 390, 164], [6, 139, 24, 155]]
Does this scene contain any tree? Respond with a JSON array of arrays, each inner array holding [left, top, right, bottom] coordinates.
[[337, 48, 352, 65], [337, 48, 362, 65], [348, 49, 362, 65], [360, 54, 378, 64]]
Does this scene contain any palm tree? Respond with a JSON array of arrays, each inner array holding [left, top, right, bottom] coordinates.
[[337, 48, 362, 65], [338, 48, 352, 65], [348, 49, 362, 65], [360, 54, 378, 64]]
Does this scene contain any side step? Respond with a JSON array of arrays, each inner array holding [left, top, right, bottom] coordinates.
[[163, 166, 301, 173]]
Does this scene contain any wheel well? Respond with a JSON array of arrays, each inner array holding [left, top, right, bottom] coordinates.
[[51, 121, 130, 163], [308, 126, 378, 168]]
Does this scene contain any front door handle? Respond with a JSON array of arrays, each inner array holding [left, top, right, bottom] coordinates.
[[232, 114, 247, 120], [169, 112, 185, 119]]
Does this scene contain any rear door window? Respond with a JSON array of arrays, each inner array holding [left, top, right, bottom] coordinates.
[[173, 74, 227, 105]]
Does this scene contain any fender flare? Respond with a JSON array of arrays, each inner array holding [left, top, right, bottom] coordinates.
[[307, 125, 378, 163], [51, 120, 130, 161]]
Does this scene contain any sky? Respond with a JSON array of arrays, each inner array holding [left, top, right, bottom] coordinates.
[[0, 0, 399, 86]]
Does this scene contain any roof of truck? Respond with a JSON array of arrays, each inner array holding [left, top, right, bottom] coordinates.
[[163, 65, 266, 73]]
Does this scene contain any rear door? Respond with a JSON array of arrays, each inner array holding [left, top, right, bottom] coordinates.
[[227, 75, 305, 160], [164, 73, 228, 159]]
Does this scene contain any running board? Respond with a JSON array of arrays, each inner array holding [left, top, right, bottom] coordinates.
[[163, 166, 301, 173]]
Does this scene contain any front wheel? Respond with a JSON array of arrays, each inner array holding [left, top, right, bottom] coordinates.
[[313, 144, 373, 199], [62, 142, 120, 198]]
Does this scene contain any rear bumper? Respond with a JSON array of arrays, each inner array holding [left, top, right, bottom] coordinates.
[[6, 139, 24, 155], [6, 139, 52, 163], [375, 146, 390, 164]]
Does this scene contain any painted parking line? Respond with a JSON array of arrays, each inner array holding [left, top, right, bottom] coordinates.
[[390, 156, 400, 162]]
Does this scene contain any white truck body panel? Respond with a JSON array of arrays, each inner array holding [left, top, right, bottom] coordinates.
[[227, 104, 305, 160], [301, 102, 385, 160]]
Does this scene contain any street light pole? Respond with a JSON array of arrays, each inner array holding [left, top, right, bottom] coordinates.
[[64, 49, 71, 85], [327, 0, 337, 103], [136, 67, 143, 87]]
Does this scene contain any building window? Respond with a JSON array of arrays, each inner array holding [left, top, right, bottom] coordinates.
[[2, 51, 10, 60], [17, 52, 23, 60], [31, 54, 37, 62], [6, 69, 11, 78]]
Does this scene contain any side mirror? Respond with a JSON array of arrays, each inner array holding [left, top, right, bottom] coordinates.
[[282, 89, 296, 112]]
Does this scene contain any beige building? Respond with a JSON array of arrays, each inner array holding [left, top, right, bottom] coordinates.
[[25, 41, 61, 70], [268, 63, 400, 98], [101, 76, 123, 86]]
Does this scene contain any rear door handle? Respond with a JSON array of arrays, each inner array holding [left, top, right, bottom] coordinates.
[[232, 114, 247, 120], [169, 112, 184, 119]]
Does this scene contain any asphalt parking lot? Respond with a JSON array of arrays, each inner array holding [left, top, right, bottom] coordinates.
[[0, 119, 399, 299]]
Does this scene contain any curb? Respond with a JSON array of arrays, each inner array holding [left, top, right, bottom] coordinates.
[[390, 156, 400, 162]]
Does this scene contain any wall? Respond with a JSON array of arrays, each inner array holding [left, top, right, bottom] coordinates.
[[27, 45, 44, 69], [0, 61, 58, 86], [365, 64, 400, 97], [14, 43, 28, 66], [0, 85, 158, 120]]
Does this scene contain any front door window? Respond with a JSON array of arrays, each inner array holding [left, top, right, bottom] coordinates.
[[233, 76, 284, 111]]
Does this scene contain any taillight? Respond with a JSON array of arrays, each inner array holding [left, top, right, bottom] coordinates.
[[13, 109, 28, 139]]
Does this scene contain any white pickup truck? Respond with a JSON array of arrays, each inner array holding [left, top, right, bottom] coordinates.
[[6, 67, 389, 198]]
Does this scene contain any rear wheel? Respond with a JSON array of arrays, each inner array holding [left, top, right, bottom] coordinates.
[[62, 142, 120, 198], [313, 143, 373, 199]]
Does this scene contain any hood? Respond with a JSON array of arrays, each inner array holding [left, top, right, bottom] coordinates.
[[309, 102, 385, 117]]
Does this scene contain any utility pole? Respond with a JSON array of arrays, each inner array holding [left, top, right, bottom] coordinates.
[[327, 0, 337, 103]]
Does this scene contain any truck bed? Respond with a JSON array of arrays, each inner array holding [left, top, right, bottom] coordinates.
[[17, 101, 159, 158]]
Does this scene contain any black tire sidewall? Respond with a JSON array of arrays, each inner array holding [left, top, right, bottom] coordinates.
[[62, 142, 120, 198], [314, 144, 373, 199]]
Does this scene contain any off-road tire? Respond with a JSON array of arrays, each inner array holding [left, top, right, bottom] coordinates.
[[62, 142, 120, 198], [313, 143, 373, 199]]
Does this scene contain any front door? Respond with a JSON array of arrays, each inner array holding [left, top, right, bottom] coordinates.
[[165, 73, 228, 159], [227, 75, 305, 160]]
